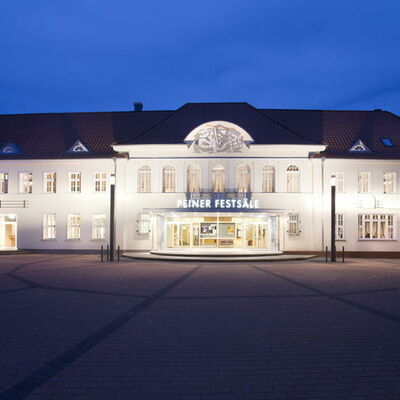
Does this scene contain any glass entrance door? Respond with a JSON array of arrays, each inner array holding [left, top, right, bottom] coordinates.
[[0, 215, 17, 249]]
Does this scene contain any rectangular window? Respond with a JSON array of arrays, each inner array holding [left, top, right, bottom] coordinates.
[[19, 172, 33, 193], [69, 172, 81, 193], [67, 214, 81, 239], [336, 214, 345, 240], [138, 167, 151, 193], [358, 172, 370, 193], [163, 167, 176, 192], [0, 173, 9, 193], [137, 214, 151, 235], [43, 214, 56, 240], [335, 172, 344, 193], [358, 214, 395, 240], [43, 172, 56, 193], [92, 215, 106, 239], [288, 213, 300, 236], [383, 172, 396, 194], [94, 173, 107, 192]]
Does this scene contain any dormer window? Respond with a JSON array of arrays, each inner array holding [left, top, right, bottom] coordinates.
[[349, 140, 370, 152], [67, 140, 89, 153], [0, 142, 20, 154], [380, 138, 393, 147]]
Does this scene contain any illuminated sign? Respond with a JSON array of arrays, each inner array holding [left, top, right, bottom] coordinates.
[[177, 199, 260, 209]]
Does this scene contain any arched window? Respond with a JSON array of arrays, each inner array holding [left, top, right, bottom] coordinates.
[[287, 165, 300, 192], [261, 165, 275, 192], [163, 166, 176, 192], [138, 166, 151, 193], [212, 164, 225, 192], [187, 165, 201, 193], [237, 164, 251, 193]]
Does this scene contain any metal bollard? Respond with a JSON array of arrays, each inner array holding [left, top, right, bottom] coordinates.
[[106, 244, 110, 261], [342, 246, 345, 263], [117, 245, 120, 262], [325, 246, 328, 262], [101, 245, 104, 262]]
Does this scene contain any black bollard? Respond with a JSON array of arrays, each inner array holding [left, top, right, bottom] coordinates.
[[106, 244, 110, 261], [325, 246, 328, 262], [117, 245, 120, 262], [101, 245, 104, 262], [342, 246, 345, 263]]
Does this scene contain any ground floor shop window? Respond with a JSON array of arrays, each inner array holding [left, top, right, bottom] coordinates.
[[288, 213, 300, 236], [155, 214, 280, 252], [358, 214, 394, 240]]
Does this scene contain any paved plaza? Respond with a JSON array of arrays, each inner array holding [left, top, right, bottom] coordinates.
[[1, 255, 400, 400]]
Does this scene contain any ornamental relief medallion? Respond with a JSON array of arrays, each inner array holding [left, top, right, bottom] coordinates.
[[194, 124, 243, 153]]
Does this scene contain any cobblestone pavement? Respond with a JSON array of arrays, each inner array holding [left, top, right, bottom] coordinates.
[[1, 255, 400, 400]]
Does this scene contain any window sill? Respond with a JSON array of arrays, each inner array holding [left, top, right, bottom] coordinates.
[[42, 239, 57, 241], [358, 239, 397, 241], [66, 239, 81, 241], [91, 239, 106, 241]]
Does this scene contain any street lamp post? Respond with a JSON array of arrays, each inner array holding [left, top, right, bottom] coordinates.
[[330, 175, 336, 262], [109, 173, 116, 261]]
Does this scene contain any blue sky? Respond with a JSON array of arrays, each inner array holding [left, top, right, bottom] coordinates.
[[1, 0, 400, 114]]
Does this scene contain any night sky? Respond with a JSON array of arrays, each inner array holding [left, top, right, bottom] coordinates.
[[1, 1, 400, 115]]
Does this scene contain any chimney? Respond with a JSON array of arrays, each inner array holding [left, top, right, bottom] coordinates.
[[133, 102, 143, 112]]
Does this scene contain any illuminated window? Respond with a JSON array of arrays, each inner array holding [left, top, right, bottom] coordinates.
[[336, 214, 345, 240], [137, 214, 151, 235], [287, 165, 300, 192], [349, 140, 370, 152], [237, 164, 251, 193], [358, 172, 370, 193], [358, 214, 394, 240], [0, 173, 9, 193], [288, 213, 300, 236], [94, 173, 107, 192], [335, 172, 344, 193], [261, 165, 275, 193], [138, 166, 151, 193], [187, 165, 201, 193], [383, 172, 396, 194], [43, 214, 56, 240], [92, 215, 106, 239], [67, 214, 81, 239], [212, 164, 225, 192], [19, 172, 32, 193], [43, 172, 56, 193], [163, 166, 176, 192], [69, 172, 81, 193]]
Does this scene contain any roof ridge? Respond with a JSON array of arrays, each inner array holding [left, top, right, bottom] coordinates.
[[0, 109, 174, 117]]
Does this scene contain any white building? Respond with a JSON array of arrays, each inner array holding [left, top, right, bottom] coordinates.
[[1, 102, 400, 256]]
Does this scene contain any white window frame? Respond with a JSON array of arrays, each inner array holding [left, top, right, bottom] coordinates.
[[43, 172, 56, 193], [358, 172, 370, 193], [261, 165, 275, 193], [68, 172, 81, 193], [137, 214, 151, 235], [163, 166, 176, 193], [187, 165, 201, 193], [94, 172, 107, 193], [335, 214, 345, 240], [92, 215, 106, 239], [335, 172, 344, 193], [383, 172, 397, 194], [67, 214, 81, 240], [288, 213, 300, 236], [287, 165, 300, 193], [237, 164, 251, 193], [212, 164, 225, 193], [358, 214, 395, 240], [43, 214, 56, 240], [0, 173, 9, 194], [19, 172, 33, 194], [138, 166, 151, 193]]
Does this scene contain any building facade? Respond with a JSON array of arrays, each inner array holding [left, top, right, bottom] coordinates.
[[1, 102, 400, 255]]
